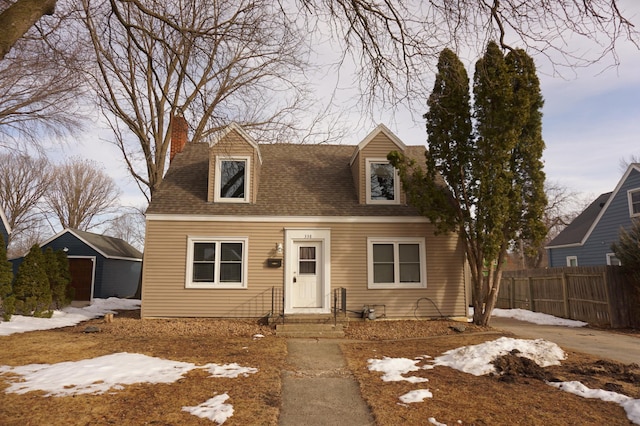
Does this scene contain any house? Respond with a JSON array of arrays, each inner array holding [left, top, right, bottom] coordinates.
[[141, 119, 468, 319], [0, 208, 10, 252], [546, 163, 640, 267], [11, 229, 143, 301]]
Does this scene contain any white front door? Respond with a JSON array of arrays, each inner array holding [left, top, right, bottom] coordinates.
[[292, 241, 322, 308]]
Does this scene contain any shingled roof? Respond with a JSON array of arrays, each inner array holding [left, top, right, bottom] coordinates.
[[147, 142, 426, 217], [546, 192, 612, 248], [70, 229, 143, 259]]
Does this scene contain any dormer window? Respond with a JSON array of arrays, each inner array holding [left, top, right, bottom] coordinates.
[[366, 159, 399, 204], [214, 156, 250, 203]]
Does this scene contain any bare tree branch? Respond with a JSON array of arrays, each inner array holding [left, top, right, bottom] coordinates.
[[0, 0, 57, 60], [43, 157, 121, 231], [81, 0, 314, 200]]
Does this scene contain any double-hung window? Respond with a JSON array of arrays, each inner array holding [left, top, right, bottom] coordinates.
[[628, 188, 640, 217], [367, 237, 426, 288], [186, 237, 248, 288], [366, 159, 399, 204], [214, 156, 250, 203]]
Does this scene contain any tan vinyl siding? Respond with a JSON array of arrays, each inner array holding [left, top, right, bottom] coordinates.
[[355, 133, 407, 205], [141, 218, 466, 319], [207, 129, 261, 203]]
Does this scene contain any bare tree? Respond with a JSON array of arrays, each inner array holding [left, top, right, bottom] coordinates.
[[295, 0, 639, 109], [44, 157, 120, 231], [0, 152, 52, 253], [0, 0, 57, 60], [0, 0, 86, 151], [81, 0, 312, 201], [103, 206, 146, 251], [514, 181, 586, 268], [619, 154, 640, 172]]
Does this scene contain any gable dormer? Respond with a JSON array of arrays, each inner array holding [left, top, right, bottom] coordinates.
[[349, 124, 407, 205], [207, 123, 262, 204]]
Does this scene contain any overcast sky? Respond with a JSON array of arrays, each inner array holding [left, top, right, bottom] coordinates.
[[47, 2, 640, 211]]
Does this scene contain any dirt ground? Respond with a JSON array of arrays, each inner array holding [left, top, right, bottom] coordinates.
[[0, 311, 638, 425]]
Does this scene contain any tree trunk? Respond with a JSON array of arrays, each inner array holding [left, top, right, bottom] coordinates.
[[0, 0, 57, 60]]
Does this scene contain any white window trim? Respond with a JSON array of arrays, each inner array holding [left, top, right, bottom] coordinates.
[[214, 156, 251, 203], [365, 158, 400, 205], [606, 253, 621, 266], [185, 236, 248, 289], [566, 256, 578, 267], [367, 237, 426, 289], [628, 188, 640, 217]]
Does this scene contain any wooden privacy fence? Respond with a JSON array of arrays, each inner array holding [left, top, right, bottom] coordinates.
[[498, 266, 638, 328]]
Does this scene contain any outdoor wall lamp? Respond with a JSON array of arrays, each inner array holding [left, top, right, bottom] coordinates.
[[275, 242, 283, 254]]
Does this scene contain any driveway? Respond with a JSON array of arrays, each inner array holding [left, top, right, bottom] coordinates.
[[490, 317, 640, 364]]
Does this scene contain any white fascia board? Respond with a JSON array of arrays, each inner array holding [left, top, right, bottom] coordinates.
[[544, 242, 583, 250], [349, 124, 407, 166], [146, 214, 430, 223], [0, 208, 11, 234], [209, 122, 263, 165]]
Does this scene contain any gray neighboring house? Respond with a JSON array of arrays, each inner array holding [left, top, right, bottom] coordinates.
[[546, 163, 640, 267], [0, 208, 9, 251], [12, 229, 142, 301]]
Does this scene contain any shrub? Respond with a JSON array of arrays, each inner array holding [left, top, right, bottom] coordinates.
[[45, 247, 72, 309], [0, 234, 15, 320], [13, 244, 52, 317]]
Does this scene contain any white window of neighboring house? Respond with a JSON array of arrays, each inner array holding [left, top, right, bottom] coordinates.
[[566, 256, 578, 267], [367, 237, 426, 288], [366, 159, 399, 204], [606, 253, 622, 266], [214, 156, 250, 203], [185, 237, 248, 289], [628, 188, 640, 217]]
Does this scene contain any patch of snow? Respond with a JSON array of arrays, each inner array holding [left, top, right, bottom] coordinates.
[[549, 381, 640, 424], [0, 352, 195, 396], [428, 417, 447, 426], [399, 389, 433, 403], [203, 363, 258, 378], [367, 357, 430, 383], [182, 393, 234, 424], [0, 353, 258, 398], [432, 337, 565, 376], [0, 298, 141, 336], [492, 308, 587, 327], [253, 334, 264, 339]]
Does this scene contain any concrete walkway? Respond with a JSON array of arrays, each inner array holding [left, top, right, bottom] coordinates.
[[279, 339, 374, 426], [490, 317, 640, 364]]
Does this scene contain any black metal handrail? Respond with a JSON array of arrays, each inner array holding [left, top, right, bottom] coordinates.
[[332, 287, 347, 325], [271, 286, 284, 325]]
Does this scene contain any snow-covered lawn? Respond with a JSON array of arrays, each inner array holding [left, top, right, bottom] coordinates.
[[1, 301, 637, 424], [0, 297, 141, 336]]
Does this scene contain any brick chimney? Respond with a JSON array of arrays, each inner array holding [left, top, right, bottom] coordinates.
[[170, 111, 188, 163]]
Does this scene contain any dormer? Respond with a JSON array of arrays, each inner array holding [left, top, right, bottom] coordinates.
[[349, 124, 407, 205], [207, 123, 263, 204]]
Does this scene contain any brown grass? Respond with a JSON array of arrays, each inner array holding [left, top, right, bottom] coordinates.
[[341, 332, 639, 425], [0, 311, 284, 426], [0, 312, 638, 425]]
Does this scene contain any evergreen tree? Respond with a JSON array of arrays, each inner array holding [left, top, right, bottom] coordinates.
[[612, 220, 640, 283], [390, 43, 546, 326], [45, 247, 72, 309], [0, 234, 15, 321], [13, 244, 52, 317]]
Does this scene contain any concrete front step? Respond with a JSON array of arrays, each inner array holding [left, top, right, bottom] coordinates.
[[276, 323, 345, 338]]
